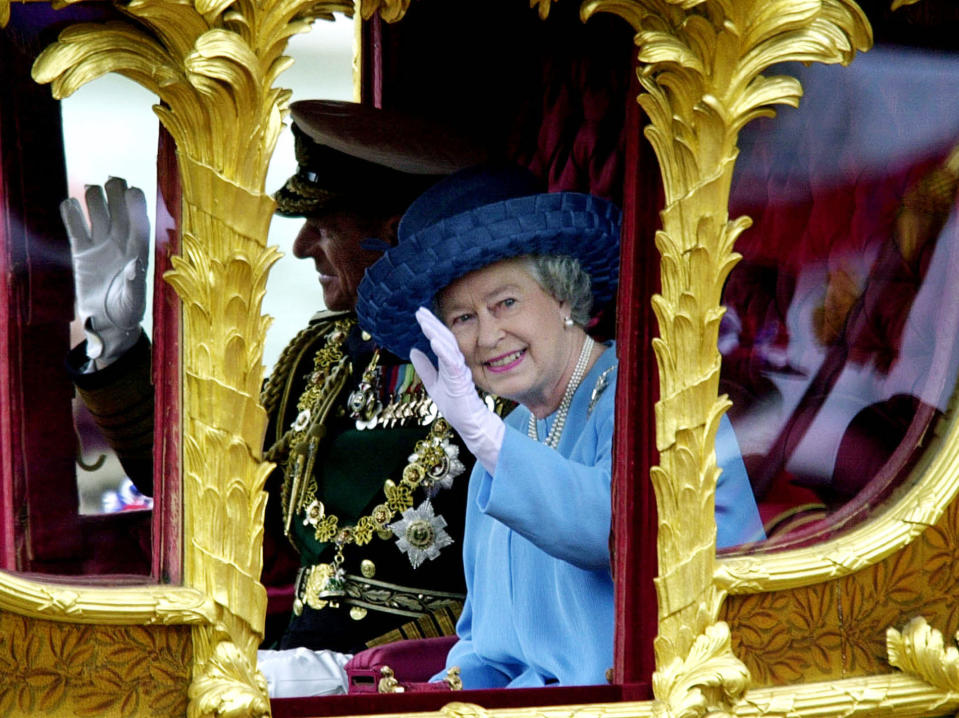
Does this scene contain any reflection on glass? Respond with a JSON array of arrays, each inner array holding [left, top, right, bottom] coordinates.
[[722, 46, 959, 548]]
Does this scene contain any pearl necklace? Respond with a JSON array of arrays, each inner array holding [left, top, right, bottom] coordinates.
[[527, 335, 595, 449]]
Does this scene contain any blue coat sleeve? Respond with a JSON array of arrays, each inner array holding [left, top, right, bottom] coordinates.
[[715, 414, 766, 547], [471, 388, 615, 572]]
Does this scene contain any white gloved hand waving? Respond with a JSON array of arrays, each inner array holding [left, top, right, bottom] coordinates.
[[409, 307, 505, 475], [60, 177, 150, 368]]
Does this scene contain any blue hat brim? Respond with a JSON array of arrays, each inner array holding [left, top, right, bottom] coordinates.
[[356, 191, 621, 358]]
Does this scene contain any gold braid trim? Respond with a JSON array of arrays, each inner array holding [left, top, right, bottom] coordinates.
[[261, 311, 353, 456], [277, 318, 356, 535]]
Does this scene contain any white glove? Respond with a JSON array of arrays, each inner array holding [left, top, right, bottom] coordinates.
[[410, 307, 505, 475], [60, 177, 150, 368]]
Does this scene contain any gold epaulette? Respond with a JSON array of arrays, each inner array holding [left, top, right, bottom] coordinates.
[[260, 310, 353, 435]]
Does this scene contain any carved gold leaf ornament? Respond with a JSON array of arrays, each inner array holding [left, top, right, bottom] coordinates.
[[579, 0, 869, 715], [652, 622, 750, 718], [27, 0, 351, 715], [887, 617, 959, 695], [0, 611, 192, 717], [530, 0, 555, 20]]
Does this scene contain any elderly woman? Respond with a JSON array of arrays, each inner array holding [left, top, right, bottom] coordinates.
[[356, 165, 764, 689]]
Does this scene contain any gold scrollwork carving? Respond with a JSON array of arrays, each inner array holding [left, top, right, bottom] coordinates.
[[888, 616, 959, 695], [579, 0, 870, 715], [653, 622, 749, 718], [358, 0, 410, 23]]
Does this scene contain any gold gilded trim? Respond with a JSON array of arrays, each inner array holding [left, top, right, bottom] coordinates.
[[888, 617, 959, 695], [358, 0, 409, 23], [353, 0, 362, 101], [530, 0, 556, 20], [735, 674, 959, 717], [0, 570, 214, 624], [581, 0, 870, 715], [369, 701, 657, 718]]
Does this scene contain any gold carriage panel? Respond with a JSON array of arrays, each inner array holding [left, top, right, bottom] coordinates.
[[0, 610, 192, 717]]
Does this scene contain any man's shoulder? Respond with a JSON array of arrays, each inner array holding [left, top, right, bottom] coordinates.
[[267, 311, 355, 384], [307, 309, 354, 325], [294, 309, 355, 342]]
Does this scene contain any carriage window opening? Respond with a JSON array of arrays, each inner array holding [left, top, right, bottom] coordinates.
[[61, 76, 158, 515], [721, 45, 959, 549]]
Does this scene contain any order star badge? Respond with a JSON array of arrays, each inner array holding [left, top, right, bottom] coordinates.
[[388, 501, 454, 568], [408, 437, 466, 497]]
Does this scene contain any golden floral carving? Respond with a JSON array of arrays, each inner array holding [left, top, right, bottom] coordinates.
[[358, 0, 409, 23], [653, 622, 749, 718], [887, 617, 959, 695], [580, 0, 870, 715], [189, 624, 270, 718], [0, 610, 190, 718], [723, 495, 959, 687], [723, 585, 842, 685]]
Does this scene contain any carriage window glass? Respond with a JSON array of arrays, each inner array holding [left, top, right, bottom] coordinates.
[[720, 46, 959, 550], [60, 18, 353, 515], [61, 77, 158, 515]]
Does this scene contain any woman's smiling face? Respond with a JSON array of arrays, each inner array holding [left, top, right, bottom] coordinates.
[[437, 257, 581, 416]]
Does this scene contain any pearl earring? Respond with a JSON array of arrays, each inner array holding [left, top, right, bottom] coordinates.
[[563, 317, 574, 328]]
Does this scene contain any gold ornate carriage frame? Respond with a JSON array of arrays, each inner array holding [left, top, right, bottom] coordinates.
[[2, 0, 959, 717]]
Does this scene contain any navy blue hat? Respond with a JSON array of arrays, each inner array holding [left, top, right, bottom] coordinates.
[[356, 164, 621, 358]]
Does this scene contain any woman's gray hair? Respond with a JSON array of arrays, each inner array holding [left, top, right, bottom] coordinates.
[[522, 254, 593, 326], [433, 254, 594, 325]]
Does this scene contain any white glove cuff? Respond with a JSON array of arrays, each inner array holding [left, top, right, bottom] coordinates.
[[471, 412, 506, 476], [84, 317, 140, 369]]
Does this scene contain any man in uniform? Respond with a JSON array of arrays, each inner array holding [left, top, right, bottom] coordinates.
[[63, 101, 496, 661]]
